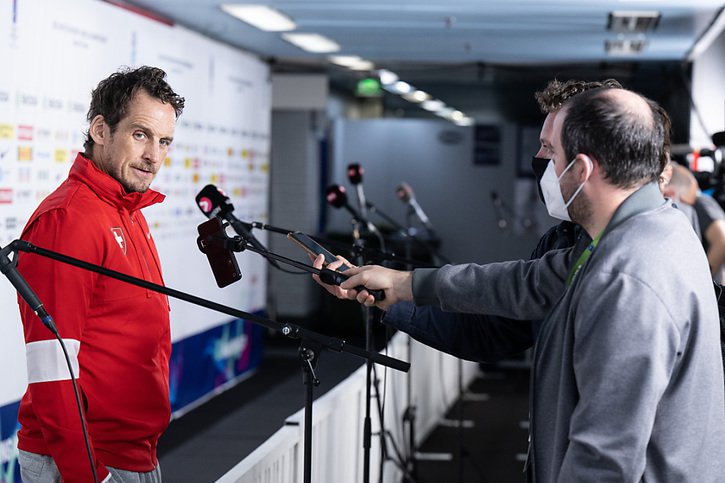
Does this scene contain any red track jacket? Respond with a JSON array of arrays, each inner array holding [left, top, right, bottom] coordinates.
[[16, 153, 171, 482]]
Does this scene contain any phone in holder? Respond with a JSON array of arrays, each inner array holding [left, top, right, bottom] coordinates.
[[197, 217, 242, 288], [287, 231, 349, 272]]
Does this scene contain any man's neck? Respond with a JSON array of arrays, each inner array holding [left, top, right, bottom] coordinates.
[[581, 184, 638, 239]]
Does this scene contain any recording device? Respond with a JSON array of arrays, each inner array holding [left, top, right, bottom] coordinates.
[[195, 184, 279, 268], [326, 184, 379, 234], [287, 231, 385, 300], [679, 132, 725, 207], [347, 163, 368, 219], [196, 217, 242, 288], [395, 182, 435, 234], [287, 231, 349, 272]]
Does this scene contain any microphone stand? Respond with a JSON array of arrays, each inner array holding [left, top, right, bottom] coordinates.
[[4, 239, 410, 483]]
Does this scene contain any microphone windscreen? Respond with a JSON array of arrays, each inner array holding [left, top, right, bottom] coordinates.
[[325, 185, 348, 208], [195, 184, 234, 217], [347, 163, 363, 185], [395, 182, 413, 203]]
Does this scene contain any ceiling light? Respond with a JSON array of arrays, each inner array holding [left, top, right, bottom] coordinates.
[[282, 33, 340, 53], [421, 99, 445, 111], [328, 55, 374, 71], [392, 81, 412, 94], [435, 107, 455, 118], [221, 4, 296, 32], [454, 117, 474, 127], [378, 70, 399, 85], [402, 90, 431, 103], [607, 11, 660, 33], [605, 38, 647, 55]]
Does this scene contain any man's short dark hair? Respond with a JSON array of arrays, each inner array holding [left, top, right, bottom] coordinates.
[[561, 88, 664, 189], [83, 66, 185, 154]]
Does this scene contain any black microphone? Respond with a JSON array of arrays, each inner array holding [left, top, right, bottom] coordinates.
[[0, 243, 55, 330], [395, 182, 435, 234], [195, 184, 280, 268], [326, 184, 379, 234], [347, 163, 368, 219]]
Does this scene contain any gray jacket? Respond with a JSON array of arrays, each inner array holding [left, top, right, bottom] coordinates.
[[413, 183, 725, 482]]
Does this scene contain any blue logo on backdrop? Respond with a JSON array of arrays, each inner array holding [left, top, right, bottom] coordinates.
[[0, 401, 20, 483]]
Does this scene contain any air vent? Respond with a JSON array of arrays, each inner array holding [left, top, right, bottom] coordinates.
[[605, 38, 648, 55], [608, 11, 660, 33]]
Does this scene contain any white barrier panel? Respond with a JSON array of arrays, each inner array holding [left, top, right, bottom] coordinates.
[[218, 332, 479, 482]]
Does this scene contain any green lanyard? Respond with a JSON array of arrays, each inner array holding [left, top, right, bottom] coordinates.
[[566, 231, 603, 287]]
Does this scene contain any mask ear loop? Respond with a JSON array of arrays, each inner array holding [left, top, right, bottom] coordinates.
[[563, 156, 593, 209]]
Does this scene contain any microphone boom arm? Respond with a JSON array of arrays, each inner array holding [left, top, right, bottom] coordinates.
[[7, 239, 408, 372]]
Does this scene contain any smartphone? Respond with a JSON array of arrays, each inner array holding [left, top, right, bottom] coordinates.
[[196, 217, 243, 288], [287, 231, 349, 272], [287, 231, 385, 300]]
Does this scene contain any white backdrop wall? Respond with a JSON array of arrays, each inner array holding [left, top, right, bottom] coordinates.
[[690, 27, 725, 148], [0, 0, 271, 476]]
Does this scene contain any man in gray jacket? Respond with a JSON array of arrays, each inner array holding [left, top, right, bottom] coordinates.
[[316, 88, 725, 481]]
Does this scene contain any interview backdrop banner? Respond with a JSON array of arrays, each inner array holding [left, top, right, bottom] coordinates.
[[0, 1, 271, 478]]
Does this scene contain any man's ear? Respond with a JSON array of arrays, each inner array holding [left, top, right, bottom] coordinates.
[[89, 114, 107, 146], [577, 154, 596, 181]]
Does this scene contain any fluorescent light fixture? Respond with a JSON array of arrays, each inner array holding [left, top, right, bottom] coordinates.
[[449, 110, 465, 122], [607, 11, 660, 33], [402, 90, 431, 103], [605, 37, 647, 55], [378, 69, 399, 85], [392, 81, 412, 94], [221, 4, 296, 32], [454, 117, 475, 126], [329, 55, 362, 67], [282, 33, 340, 53], [421, 99, 445, 112], [329, 55, 375, 71], [435, 107, 455, 118]]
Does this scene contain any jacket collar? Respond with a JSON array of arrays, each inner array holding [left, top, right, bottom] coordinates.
[[603, 181, 665, 237], [69, 153, 165, 212]]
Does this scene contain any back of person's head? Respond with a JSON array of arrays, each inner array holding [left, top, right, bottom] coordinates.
[[665, 163, 699, 204], [560, 88, 664, 190], [83, 66, 185, 154], [535, 78, 623, 114]]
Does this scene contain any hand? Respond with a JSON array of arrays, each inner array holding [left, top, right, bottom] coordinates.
[[311, 255, 413, 310], [311, 254, 358, 299]]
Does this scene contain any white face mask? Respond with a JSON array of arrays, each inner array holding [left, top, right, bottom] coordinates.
[[539, 158, 588, 221]]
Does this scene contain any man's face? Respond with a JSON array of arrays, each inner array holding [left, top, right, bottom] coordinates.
[[90, 90, 176, 193], [535, 112, 557, 160], [550, 108, 592, 224]]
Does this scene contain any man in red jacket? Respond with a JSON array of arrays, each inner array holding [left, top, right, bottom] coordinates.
[[16, 66, 185, 483]]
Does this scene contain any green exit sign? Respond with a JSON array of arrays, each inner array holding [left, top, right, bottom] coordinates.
[[355, 78, 382, 97]]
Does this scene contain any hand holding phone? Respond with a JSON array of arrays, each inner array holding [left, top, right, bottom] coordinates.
[[287, 231, 385, 301], [287, 231, 349, 272]]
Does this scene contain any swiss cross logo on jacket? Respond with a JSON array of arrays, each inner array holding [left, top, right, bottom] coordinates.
[[110, 227, 127, 255]]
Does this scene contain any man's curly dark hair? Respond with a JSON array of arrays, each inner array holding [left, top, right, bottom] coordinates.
[[83, 66, 185, 155], [534, 78, 623, 114]]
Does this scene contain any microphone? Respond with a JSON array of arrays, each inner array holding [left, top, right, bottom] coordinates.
[[196, 217, 242, 288], [0, 243, 55, 330], [395, 182, 435, 234], [347, 163, 368, 219], [326, 184, 379, 234], [195, 184, 280, 268], [491, 191, 508, 231]]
